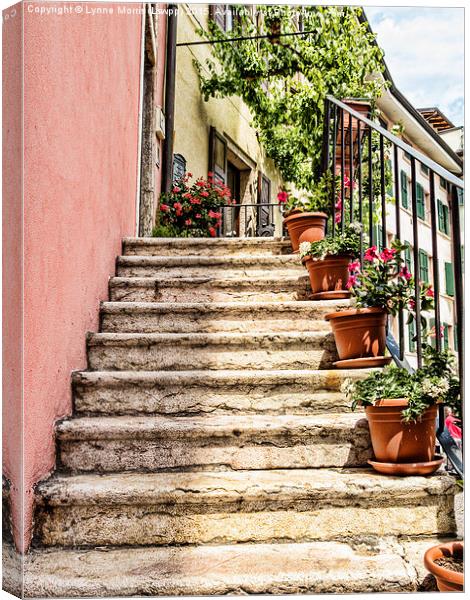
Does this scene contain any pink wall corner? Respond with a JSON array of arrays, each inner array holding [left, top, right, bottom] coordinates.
[[2, 2, 25, 549], [11, 2, 143, 551]]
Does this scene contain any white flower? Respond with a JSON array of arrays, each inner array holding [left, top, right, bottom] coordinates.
[[422, 378, 449, 400], [299, 241, 312, 258]]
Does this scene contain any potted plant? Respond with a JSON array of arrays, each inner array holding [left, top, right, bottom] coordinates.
[[281, 172, 336, 252], [424, 541, 464, 592], [153, 172, 233, 238], [325, 240, 434, 368], [298, 223, 361, 300], [343, 345, 461, 475]]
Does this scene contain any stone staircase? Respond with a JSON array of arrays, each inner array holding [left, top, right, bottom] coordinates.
[[8, 237, 458, 596]]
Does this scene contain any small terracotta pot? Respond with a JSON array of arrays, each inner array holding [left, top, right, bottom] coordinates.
[[424, 541, 464, 592], [283, 212, 328, 252], [325, 307, 387, 360], [303, 255, 352, 295], [366, 399, 438, 463]]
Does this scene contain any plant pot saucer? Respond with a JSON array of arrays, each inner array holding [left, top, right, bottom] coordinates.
[[333, 356, 392, 369], [310, 290, 351, 300], [368, 455, 445, 476]]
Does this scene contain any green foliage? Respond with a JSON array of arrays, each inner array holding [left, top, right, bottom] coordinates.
[[283, 171, 337, 215], [299, 222, 361, 260], [343, 345, 461, 422], [195, 6, 386, 191]]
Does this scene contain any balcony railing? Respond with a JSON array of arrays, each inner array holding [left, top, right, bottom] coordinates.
[[322, 95, 464, 475]]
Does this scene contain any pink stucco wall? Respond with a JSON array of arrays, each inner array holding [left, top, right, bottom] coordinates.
[[3, 2, 143, 552]]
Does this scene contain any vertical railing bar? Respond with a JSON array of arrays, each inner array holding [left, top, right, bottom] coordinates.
[[380, 134, 387, 249], [321, 98, 331, 176], [358, 119, 363, 267], [331, 104, 337, 237], [393, 143, 404, 360], [368, 124, 373, 246], [340, 109, 345, 232], [450, 185, 464, 402], [410, 157, 422, 368], [349, 111, 354, 223]]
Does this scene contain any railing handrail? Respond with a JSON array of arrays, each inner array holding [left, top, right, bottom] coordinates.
[[326, 95, 464, 188]]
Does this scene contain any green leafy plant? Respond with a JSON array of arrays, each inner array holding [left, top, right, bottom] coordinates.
[[155, 173, 233, 238], [195, 6, 386, 192], [281, 171, 337, 216], [346, 239, 435, 317], [343, 345, 460, 422], [298, 222, 361, 260]]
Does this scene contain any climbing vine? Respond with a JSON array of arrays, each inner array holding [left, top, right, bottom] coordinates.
[[195, 5, 387, 192]]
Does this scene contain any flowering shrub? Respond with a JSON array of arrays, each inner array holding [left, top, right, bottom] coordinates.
[[298, 222, 361, 261], [154, 172, 233, 237], [342, 345, 460, 422], [346, 239, 434, 317], [282, 172, 337, 216]]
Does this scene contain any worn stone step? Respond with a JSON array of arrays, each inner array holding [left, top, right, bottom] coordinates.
[[116, 255, 303, 278], [109, 275, 312, 303], [87, 331, 338, 371], [123, 236, 292, 257], [9, 537, 447, 597], [100, 300, 349, 334], [72, 369, 374, 416], [35, 469, 456, 547], [56, 413, 372, 473]]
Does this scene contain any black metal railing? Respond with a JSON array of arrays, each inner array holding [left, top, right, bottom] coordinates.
[[322, 95, 464, 475], [218, 202, 284, 238]]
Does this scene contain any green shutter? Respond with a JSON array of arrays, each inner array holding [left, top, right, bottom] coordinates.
[[418, 250, 429, 282], [416, 183, 425, 219], [421, 164, 429, 176], [400, 171, 408, 208], [443, 204, 449, 235], [445, 262, 454, 296], [454, 325, 459, 352], [404, 243, 413, 274], [437, 200, 444, 232], [377, 225, 384, 251], [408, 321, 416, 352], [443, 323, 449, 349]]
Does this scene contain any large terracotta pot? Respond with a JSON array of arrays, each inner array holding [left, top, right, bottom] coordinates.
[[424, 541, 464, 592], [302, 255, 352, 297], [283, 212, 328, 252], [366, 399, 437, 463], [324, 308, 387, 360]]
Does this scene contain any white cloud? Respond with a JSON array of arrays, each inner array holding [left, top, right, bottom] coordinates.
[[366, 7, 464, 126]]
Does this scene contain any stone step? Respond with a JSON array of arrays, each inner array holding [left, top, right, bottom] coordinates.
[[10, 537, 453, 597], [35, 469, 456, 547], [100, 300, 349, 334], [87, 332, 338, 371], [109, 275, 312, 303], [122, 236, 292, 257], [72, 369, 374, 416], [56, 413, 372, 473], [116, 255, 303, 278]]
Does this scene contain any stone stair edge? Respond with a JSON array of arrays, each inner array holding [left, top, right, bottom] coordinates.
[[100, 299, 350, 312]]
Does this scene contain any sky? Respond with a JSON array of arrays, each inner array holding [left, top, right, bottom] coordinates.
[[365, 7, 464, 127]]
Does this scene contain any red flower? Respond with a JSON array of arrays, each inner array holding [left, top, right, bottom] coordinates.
[[379, 248, 396, 262], [185, 219, 192, 226], [348, 260, 360, 273], [172, 186, 181, 193], [160, 203, 169, 212], [189, 197, 201, 205], [335, 198, 342, 210], [364, 246, 378, 262], [425, 288, 434, 298], [408, 298, 416, 310], [346, 275, 357, 289], [344, 176, 356, 189], [195, 213, 202, 219], [335, 212, 341, 223], [207, 171, 214, 177], [399, 266, 412, 280], [208, 226, 217, 237], [277, 191, 289, 203], [200, 191, 209, 197], [208, 210, 221, 219], [196, 180, 206, 187], [187, 172, 193, 177]]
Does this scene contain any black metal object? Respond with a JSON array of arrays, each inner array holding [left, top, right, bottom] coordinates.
[[161, 5, 178, 194], [322, 95, 464, 477], [219, 203, 284, 238]]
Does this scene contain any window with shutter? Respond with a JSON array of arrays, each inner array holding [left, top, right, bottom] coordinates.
[[408, 320, 416, 352], [437, 199, 444, 231], [416, 183, 425, 219], [445, 262, 454, 296], [404, 242, 413, 274], [418, 250, 429, 282], [209, 127, 227, 185], [400, 170, 408, 208], [443, 323, 449, 349], [454, 325, 459, 352], [443, 204, 450, 234], [377, 225, 384, 252], [420, 164, 429, 176]]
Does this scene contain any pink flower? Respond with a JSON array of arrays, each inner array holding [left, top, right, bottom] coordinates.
[[200, 191, 209, 197], [364, 246, 378, 262], [187, 172, 193, 177], [425, 288, 434, 298], [173, 201, 183, 217], [277, 191, 289, 204], [379, 248, 396, 262], [196, 180, 206, 187], [207, 171, 214, 177], [208, 226, 217, 237], [335, 212, 341, 223], [185, 219, 192, 226], [208, 210, 221, 219], [160, 203, 169, 212], [195, 213, 202, 219], [344, 176, 356, 189], [348, 260, 360, 273], [189, 197, 201, 205], [346, 275, 357, 289], [430, 325, 444, 339], [399, 266, 412, 280], [335, 199, 342, 210], [408, 298, 416, 310], [172, 186, 181, 193]]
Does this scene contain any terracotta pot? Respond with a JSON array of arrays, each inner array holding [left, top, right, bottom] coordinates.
[[325, 308, 387, 360], [424, 541, 464, 592], [366, 399, 438, 463], [283, 212, 328, 252], [303, 255, 352, 294]]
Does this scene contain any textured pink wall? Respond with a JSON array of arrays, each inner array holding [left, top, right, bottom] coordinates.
[[2, 2, 24, 549], [5, 2, 142, 552]]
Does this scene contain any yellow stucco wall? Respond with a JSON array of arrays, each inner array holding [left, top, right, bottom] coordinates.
[[173, 3, 284, 208]]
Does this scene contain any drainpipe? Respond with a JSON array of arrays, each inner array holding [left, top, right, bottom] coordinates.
[[161, 4, 178, 194]]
